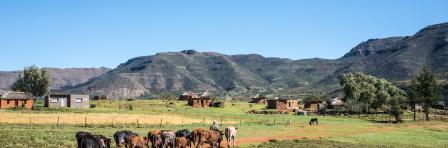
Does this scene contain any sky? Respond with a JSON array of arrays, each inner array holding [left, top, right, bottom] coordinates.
[[1, 0, 448, 71]]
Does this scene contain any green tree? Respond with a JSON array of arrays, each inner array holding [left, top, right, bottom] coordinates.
[[340, 72, 405, 119], [388, 97, 404, 122], [409, 66, 442, 121], [407, 79, 421, 121], [10, 65, 50, 97]]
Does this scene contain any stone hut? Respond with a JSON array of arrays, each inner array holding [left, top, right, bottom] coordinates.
[[45, 94, 90, 108], [267, 96, 299, 110], [249, 94, 267, 104], [188, 91, 212, 108], [0, 91, 34, 109], [304, 100, 325, 112]]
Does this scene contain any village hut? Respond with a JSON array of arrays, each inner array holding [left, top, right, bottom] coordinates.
[[0, 91, 34, 109], [187, 91, 212, 108], [179, 91, 199, 100], [267, 96, 299, 110], [45, 94, 90, 108], [249, 94, 267, 104], [304, 100, 326, 112]]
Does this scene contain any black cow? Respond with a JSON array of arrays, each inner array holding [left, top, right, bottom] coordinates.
[[79, 134, 111, 148], [309, 118, 318, 125], [175, 129, 191, 147], [114, 130, 137, 147], [76, 131, 92, 148]]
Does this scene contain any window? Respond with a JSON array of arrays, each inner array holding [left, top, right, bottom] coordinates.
[[75, 98, 83, 103], [51, 98, 58, 103]]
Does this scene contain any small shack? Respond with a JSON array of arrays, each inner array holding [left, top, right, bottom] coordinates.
[[0, 91, 34, 109], [267, 96, 299, 111], [304, 100, 325, 112], [249, 94, 267, 104], [45, 94, 90, 108], [188, 91, 212, 108], [179, 91, 199, 100]]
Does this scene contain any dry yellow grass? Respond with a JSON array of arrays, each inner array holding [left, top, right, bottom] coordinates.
[[0, 112, 235, 125]]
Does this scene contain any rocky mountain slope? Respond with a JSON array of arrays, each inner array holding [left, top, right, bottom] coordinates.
[[0, 67, 110, 91], [63, 22, 448, 98]]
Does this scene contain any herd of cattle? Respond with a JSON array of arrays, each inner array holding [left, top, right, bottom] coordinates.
[[75, 125, 238, 148]]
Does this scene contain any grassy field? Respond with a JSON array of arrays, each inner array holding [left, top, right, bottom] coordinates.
[[0, 100, 447, 148]]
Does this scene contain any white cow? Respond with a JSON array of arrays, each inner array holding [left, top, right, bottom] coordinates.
[[224, 126, 238, 148]]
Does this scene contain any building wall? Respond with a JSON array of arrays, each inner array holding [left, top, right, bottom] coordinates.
[[69, 95, 90, 108], [1, 100, 7, 108], [25, 100, 33, 109], [188, 99, 211, 108], [0, 99, 33, 109], [46, 95, 69, 108]]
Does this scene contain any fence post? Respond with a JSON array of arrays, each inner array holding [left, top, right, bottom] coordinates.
[[160, 118, 162, 128], [203, 118, 205, 125], [57, 116, 60, 127], [29, 116, 32, 126], [274, 117, 276, 125], [112, 116, 115, 127], [137, 118, 140, 128], [85, 116, 87, 127]]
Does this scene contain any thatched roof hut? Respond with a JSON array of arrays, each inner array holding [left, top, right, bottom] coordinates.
[[179, 91, 199, 100], [249, 94, 267, 104]]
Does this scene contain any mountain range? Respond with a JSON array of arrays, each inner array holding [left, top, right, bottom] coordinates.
[[0, 67, 110, 91], [2, 22, 448, 99]]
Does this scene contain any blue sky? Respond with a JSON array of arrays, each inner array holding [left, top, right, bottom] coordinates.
[[1, 0, 448, 71]]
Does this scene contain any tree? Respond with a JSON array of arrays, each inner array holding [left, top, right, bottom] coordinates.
[[10, 65, 50, 97], [340, 72, 405, 119], [407, 79, 421, 121], [389, 97, 404, 122], [409, 66, 442, 121]]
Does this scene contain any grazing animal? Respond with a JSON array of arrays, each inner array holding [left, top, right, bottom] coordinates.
[[128, 135, 149, 148], [114, 130, 137, 148], [76, 131, 111, 148], [80, 134, 111, 148], [191, 128, 207, 148], [161, 131, 175, 148], [175, 129, 191, 138], [193, 128, 223, 148], [224, 126, 238, 148], [309, 118, 318, 125], [95, 135, 111, 148], [174, 137, 188, 148], [175, 129, 192, 147], [76, 131, 92, 148], [148, 130, 163, 148]]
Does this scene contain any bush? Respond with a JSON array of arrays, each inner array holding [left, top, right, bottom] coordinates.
[[90, 104, 97, 108]]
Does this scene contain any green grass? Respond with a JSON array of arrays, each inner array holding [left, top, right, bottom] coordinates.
[[1, 99, 447, 148], [250, 139, 394, 148]]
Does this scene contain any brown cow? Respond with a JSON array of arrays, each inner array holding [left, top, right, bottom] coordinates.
[[175, 137, 188, 148], [148, 130, 164, 148], [128, 135, 149, 148], [191, 128, 207, 148], [192, 128, 223, 148]]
